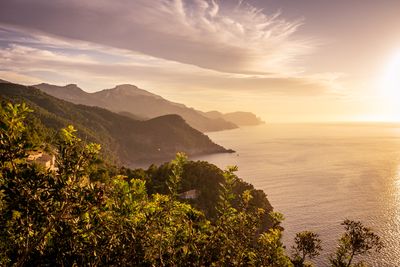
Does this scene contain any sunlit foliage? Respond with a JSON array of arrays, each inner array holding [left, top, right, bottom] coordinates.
[[0, 102, 382, 266]]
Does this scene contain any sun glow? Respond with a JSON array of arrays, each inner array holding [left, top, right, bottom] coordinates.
[[381, 50, 400, 99], [378, 49, 400, 120]]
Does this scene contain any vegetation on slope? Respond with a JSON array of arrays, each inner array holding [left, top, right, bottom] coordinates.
[[0, 82, 231, 166], [0, 102, 383, 266]]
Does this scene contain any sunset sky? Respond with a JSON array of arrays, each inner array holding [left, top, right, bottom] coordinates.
[[1, 0, 400, 122]]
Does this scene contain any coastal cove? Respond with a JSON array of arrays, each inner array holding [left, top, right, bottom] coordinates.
[[193, 123, 400, 266]]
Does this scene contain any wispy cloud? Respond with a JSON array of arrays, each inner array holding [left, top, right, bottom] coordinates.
[[0, 36, 339, 96], [0, 0, 314, 74], [0, 0, 349, 120]]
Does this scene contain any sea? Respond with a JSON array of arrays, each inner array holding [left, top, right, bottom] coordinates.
[[193, 123, 400, 266]]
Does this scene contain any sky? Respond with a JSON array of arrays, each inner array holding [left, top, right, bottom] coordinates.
[[1, 0, 400, 122]]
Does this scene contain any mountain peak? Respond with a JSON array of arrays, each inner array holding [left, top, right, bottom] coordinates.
[[65, 83, 79, 88], [33, 81, 240, 132], [115, 84, 139, 90], [35, 83, 83, 91], [112, 84, 139, 94], [33, 83, 87, 102], [0, 82, 232, 166], [63, 83, 84, 92], [102, 84, 161, 99]]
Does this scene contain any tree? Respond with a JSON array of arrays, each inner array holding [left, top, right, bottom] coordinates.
[[0, 102, 105, 265], [0, 102, 34, 266], [0, 102, 33, 167], [256, 212, 293, 266], [167, 152, 187, 198], [0, 101, 385, 266], [291, 231, 322, 267], [257, 228, 294, 267], [330, 219, 383, 267]]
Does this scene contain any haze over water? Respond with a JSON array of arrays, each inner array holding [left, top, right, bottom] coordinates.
[[194, 123, 400, 266]]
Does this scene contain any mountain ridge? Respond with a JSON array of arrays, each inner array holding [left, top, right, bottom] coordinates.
[[0, 81, 234, 167], [34, 83, 238, 133]]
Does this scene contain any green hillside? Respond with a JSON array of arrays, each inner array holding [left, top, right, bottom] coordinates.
[[0, 82, 232, 166]]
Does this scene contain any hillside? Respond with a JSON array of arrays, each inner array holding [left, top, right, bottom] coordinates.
[[34, 83, 238, 132], [205, 110, 264, 126], [0, 82, 233, 166], [1, 100, 283, 267], [0, 79, 10, 83]]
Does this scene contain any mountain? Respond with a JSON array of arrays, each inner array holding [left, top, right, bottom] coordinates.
[[117, 111, 148, 121], [205, 111, 264, 126], [0, 81, 233, 166], [0, 79, 10, 83], [34, 83, 238, 132]]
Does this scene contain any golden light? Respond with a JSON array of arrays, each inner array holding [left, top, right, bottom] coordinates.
[[380, 50, 400, 101], [377, 49, 400, 120]]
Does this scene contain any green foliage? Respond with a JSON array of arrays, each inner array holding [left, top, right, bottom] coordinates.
[[203, 166, 267, 266], [0, 101, 384, 266], [218, 165, 239, 213], [0, 82, 228, 166], [330, 219, 383, 267], [167, 152, 187, 198], [291, 231, 322, 267], [145, 160, 274, 229], [257, 228, 294, 267], [270, 211, 285, 229], [0, 103, 105, 266], [0, 102, 33, 167]]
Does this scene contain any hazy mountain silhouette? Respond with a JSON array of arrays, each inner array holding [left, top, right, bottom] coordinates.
[[0, 81, 233, 166], [34, 83, 238, 132]]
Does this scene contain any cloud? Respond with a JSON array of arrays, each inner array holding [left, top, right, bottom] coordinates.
[[0, 0, 345, 120], [0, 23, 346, 121], [0, 39, 340, 97], [0, 0, 314, 74], [0, 70, 43, 84]]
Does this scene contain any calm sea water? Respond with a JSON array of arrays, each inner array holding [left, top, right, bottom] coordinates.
[[193, 123, 400, 266]]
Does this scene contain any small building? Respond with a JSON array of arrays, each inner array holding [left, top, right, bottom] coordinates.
[[180, 189, 199, 200], [27, 151, 57, 171], [27, 151, 43, 161]]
